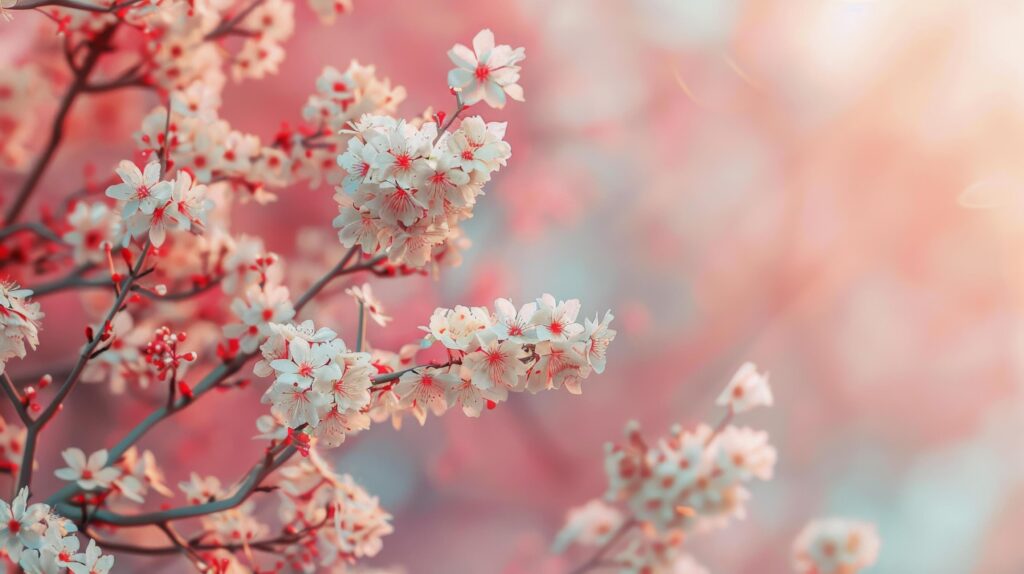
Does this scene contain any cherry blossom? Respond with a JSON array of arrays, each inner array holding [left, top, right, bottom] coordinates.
[[792, 519, 881, 574], [346, 283, 392, 327], [0, 16, 636, 574], [716, 362, 773, 414], [54, 448, 121, 491], [0, 488, 47, 559], [63, 202, 114, 264], [447, 29, 526, 108], [0, 282, 43, 376], [105, 160, 171, 218]]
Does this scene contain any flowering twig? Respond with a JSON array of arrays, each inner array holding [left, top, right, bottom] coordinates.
[[204, 0, 267, 41], [17, 239, 152, 495], [567, 518, 637, 574], [44, 246, 373, 510], [0, 373, 31, 426], [62, 444, 296, 526]]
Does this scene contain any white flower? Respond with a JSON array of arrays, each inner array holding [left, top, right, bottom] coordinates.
[[0, 281, 43, 376], [54, 448, 121, 491], [63, 202, 113, 264], [792, 518, 880, 574], [346, 283, 391, 327], [69, 539, 114, 574], [313, 359, 373, 412], [171, 81, 220, 122], [364, 182, 426, 227], [582, 311, 616, 374], [716, 362, 773, 414], [337, 137, 378, 194], [424, 305, 491, 351], [461, 332, 527, 390], [413, 153, 471, 216], [270, 338, 341, 389], [446, 377, 506, 417], [395, 370, 457, 419], [531, 294, 583, 342], [179, 473, 224, 505], [124, 195, 180, 247], [223, 284, 296, 353], [105, 160, 171, 217], [447, 29, 525, 108], [491, 298, 537, 343], [170, 170, 212, 231], [262, 381, 329, 428], [447, 116, 511, 174], [0, 488, 47, 558], [313, 406, 370, 447], [552, 499, 624, 553]]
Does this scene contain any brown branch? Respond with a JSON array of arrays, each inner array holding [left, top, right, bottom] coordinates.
[[17, 239, 151, 494], [567, 518, 636, 574], [11, 0, 144, 13], [44, 246, 371, 509], [3, 25, 118, 226]]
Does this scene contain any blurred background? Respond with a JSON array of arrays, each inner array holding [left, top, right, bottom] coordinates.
[[6, 0, 1024, 572]]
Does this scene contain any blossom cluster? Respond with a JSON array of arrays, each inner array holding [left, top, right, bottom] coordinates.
[[252, 293, 615, 446], [0, 487, 113, 573], [0, 13, 630, 573], [0, 282, 42, 376], [133, 60, 404, 205], [177, 448, 391, 573], [398, 294, 616, 416], [53, 446, 172, 506], [256, 320, 373, 447], [792, 518, 881, 574], [333, 114, 509, 268], [332, 29, 525, 269], [555, 364, 881, 574], [105, 160, 212, 247]]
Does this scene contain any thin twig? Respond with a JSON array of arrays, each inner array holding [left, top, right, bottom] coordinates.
[[3, 25, 117, 226], [0, 373, 31, 427], [17, 239, 151, 494], [566, 518, 636, 574]]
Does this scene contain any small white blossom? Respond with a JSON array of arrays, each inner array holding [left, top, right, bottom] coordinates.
[[54, 448, 121, 491], [447, 29, 525, 108], [716, 362, 773, 414]]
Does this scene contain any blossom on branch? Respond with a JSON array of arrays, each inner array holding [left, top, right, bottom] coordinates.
[[447, 29, 526, 108], [792, 518, 880, 574], [0, 282, 42, 376]]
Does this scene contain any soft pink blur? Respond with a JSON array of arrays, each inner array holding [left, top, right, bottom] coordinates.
[[5, 1, 1024, 573]]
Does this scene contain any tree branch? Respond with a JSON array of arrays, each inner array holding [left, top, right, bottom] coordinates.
[[3, 25, 117, 226]]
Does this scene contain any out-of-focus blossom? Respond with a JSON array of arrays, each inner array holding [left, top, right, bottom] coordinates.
[[792, 519, 880, 574]]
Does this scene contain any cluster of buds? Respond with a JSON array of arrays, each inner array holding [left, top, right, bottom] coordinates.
[[141, 326, 197, 383]]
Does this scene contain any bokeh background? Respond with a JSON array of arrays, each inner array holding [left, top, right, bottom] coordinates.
[[6, 0, 1024, 572]]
